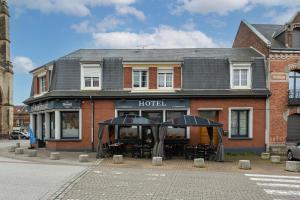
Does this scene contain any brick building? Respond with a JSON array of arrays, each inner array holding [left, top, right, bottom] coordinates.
[[24, 48, 269, 152], [13, 105, 30, 131], [0, 0, 13, 138], [233, 12, 300, 154]]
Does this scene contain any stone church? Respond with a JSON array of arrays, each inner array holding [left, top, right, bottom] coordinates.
[[0, 0, 13, 138]]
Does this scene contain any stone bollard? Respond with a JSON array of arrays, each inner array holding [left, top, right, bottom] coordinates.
[[238, 160, 251, 170], [27, 150, 37, 157], [285, 161, 300, 172], [50, 152, 60, 160], [15, 148, 24, 154], [16, 143, 20, 148], [271, 155, 281, 163], [152, 157, 163, 166], [113, 155, 123, 164], [261, 152, 270, 160], [194, 158, 205, 168], [79, 154, 89, 162], [8, 146, 16, 152]]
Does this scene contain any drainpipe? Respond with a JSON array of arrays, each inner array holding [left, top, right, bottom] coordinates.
[[90, 96, 95, 152], [265, 57, 271, 153]]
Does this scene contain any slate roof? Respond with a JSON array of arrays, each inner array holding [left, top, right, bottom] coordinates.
[[61, 48, 262, 62], [25, 48, 268, 104], [251, 24, 285, 48]]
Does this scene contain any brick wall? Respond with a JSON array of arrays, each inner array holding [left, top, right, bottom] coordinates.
[[123, 67, 132, 88], [190, 98, 266, 151], [233, 21, 269, 56], [174, 67, 181, 88], [149, 67, 157, 89]]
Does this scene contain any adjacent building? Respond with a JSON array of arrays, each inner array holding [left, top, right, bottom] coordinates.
[[0, 0, 13, 138], [24, 48, 269, 152], [13, 105, 30, 132], [233, 12, 300, 154]]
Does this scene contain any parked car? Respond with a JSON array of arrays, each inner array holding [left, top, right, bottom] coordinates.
[[287, 142, 300, 160], [9, 131, 29, 140]]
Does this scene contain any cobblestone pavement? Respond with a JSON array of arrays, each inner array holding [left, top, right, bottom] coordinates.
[[60, 163, 275, 200]]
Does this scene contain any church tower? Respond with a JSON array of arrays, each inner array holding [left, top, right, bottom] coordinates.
[[0, 0, 13, 138]]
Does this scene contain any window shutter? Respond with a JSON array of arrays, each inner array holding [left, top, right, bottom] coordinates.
[[83, 67, 100, 77]]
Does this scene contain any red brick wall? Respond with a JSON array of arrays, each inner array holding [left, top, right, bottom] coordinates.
[[174, 67, 181, 88], [123, 67, 132, 88], [233, 21, 269, 56], [190, 98, 266, 150], [269, 55, 300, 145], [149, 67, 157, 89], [46, 100, 115, 151]]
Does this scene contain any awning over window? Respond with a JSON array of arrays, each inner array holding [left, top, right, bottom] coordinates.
[[99, 114, 159, 126]]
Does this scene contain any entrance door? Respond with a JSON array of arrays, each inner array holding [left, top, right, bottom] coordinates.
[[41, 114, 45, 140], [287, 114, 300, 142], [198, 110, 219, 146], [142, 111, 163, 145]]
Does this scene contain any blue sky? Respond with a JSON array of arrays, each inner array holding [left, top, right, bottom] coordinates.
[[8, 0, 300, 104]]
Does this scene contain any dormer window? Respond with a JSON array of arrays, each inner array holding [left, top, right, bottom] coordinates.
[[132, 69, 148, 89], [39, 75, 46, 94], [81, 64, 101, 90], [158, 69, 173, 88], [230, 63, 251, 89]]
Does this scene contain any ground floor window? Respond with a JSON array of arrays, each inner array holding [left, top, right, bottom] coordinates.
[[49, 112, 55, 139], [230, 109, 249, 138], [166, 110, 187, 139], [287, 114, 300, 141], [118, 111, 139, 140], [61, 111, 79, 139]]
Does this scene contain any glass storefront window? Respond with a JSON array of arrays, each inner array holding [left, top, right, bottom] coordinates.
[[49, 112, 55, 139], [61, 111, 79, 139], [166, 110, 186, 139], [118, 111, 139, 139]]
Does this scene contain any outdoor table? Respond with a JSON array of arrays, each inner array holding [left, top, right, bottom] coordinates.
[[109, 143, 124, 155]]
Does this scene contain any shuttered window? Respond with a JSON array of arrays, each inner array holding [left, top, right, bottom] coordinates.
[[81, 64, 101, 90], [287, 114, 300, 142]]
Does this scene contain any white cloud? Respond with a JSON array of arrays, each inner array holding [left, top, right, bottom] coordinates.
[[181, 19, 197, 30], [266, 7, 300, 24], [13, 56, 35, 74], [71, 16, 124, 33], [115, 5, 145, 21], [10, 0, 144, 19], [92, 25, 222, 48], [174, 0, 300, 15]]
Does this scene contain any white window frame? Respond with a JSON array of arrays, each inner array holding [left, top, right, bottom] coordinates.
[[157, 68, 174, 89], [81, 64, 102, 90], [38, 73, 46, 94], [228, 107, 253, 139], [230, 63, 252, 89], [132, 68, 149, 89]]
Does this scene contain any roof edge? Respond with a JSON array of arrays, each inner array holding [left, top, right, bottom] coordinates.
[[242, 20, 272, 47]]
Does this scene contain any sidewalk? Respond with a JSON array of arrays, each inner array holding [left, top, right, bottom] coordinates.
[[0, 140, 98, 166]]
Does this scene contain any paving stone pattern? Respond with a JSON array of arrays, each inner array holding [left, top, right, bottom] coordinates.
[[61, 166, 272, 200]]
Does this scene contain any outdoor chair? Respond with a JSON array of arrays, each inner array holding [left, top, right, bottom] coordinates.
[[184, 144, 195, 160], [165, 145, 174, 159]]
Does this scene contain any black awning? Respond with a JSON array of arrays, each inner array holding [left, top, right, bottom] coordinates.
[[99, 114, 159, 126], [163, 115, 223, 127]]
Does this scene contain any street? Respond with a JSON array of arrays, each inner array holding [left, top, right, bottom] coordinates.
[[0, 155, 86, 200]]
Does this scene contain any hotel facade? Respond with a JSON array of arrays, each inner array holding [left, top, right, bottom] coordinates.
[[24, 48, 269, 153]]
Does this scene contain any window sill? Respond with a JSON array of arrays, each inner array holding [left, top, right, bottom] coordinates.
[[228, 137, 252, 140], [46, 139, 81, 142]]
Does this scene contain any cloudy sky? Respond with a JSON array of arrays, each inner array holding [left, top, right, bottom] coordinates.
[[9, 0, 300, 104]]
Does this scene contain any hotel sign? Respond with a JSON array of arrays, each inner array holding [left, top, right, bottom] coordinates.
[[29, 100, 81, 112], [115, 99, 189, 109]]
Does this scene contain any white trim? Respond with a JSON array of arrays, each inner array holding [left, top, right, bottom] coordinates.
[[79, 109, 82, 140], [197, 108, 223, 111], [228, 107, 253, 139], [230, 62, 252, 89], [37, 72, 46, 77], [80, 63, 102, 90], [123, 61, 182, 65]]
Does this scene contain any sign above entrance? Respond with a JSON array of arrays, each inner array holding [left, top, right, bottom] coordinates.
[[115, 99, 189, 109], [29, 100, 81, 112]]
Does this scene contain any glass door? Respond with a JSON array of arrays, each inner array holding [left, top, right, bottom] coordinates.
[[141, 111, 163, 146]]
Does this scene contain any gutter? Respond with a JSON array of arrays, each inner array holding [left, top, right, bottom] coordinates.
[[90, 96, 95, 152]]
